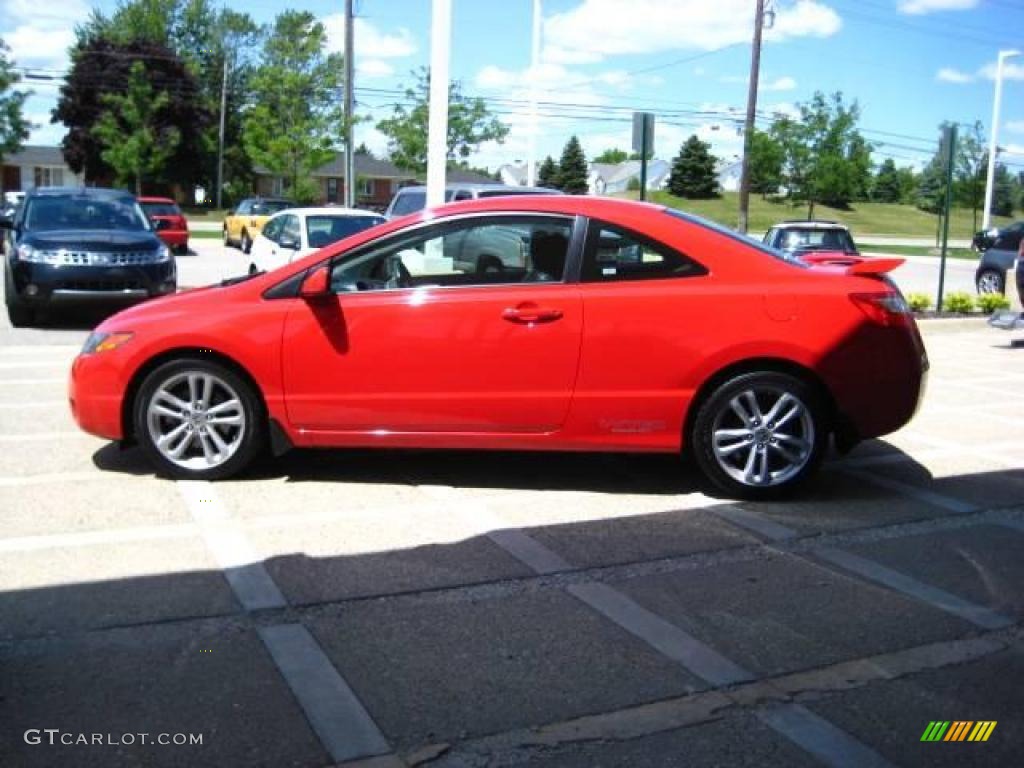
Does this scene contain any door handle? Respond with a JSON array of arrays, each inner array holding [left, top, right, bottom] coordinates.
[[502, 305, 563, 323]]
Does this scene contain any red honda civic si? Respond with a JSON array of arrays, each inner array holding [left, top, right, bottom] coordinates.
[[69, 196, 927, 499]]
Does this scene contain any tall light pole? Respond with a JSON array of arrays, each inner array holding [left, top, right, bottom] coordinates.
[[982, 49, 1020, 230], [343, 0, 356, 207], [526, 0, 541, 187], [737, 0, 772, 234], [426, 0, 452, 208]]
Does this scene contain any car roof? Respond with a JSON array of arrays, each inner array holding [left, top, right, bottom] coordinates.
[[270, 206, 384, 218], [24, 186, 134, 200], [773, 220, 850, 230], [396, 184, 559, 195]]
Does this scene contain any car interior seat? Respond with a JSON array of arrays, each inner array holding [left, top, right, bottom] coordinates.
[[525, 231, 569, 282]]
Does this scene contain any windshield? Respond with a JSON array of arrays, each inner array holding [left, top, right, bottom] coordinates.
[[251, 200, 292, 215], [663, 208, 808, 268], [141, 202, 181, 217], [306, 215, 385, 249], [23, 195, 150, 232], [779, 228, 856, 253], [391, 191, 426, 216]]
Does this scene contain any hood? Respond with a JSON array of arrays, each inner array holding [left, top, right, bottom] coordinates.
[[21, 229, 162, 252]]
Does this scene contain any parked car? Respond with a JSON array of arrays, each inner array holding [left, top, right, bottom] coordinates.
[[248, 207, 385, 274], [1017, 238, 1024, 306], [975, 243, 1018, 295], [763, 221, 860, 259], [138, 196, 189, 255], [972, 220, 1023, 252], [2, 187, 176, 327], [223, 197, 294, 254], [385, 183, 561, 219], [69, 196, 926, 499]]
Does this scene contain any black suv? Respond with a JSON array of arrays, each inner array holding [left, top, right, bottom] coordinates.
[[973, 221, 1023, 295], [2, 188, 176, 327]]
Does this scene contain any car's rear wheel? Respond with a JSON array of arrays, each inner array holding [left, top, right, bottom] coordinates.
[[976, 269, 1004, 295], [222, 227, 231, 247], [241, 230, 252, 254], [133, 357, 264, 480], [690, 371, 827, 499]]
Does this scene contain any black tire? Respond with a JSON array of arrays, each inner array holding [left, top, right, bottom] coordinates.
[[6, 300, 35, 328], [976, 269, 1004, 295], [223, 228, 231, 247], [241, 230, 252, 254], [176, 243, 189, 256], [133, 357, 265, 480], [690, 371, 828, 500]]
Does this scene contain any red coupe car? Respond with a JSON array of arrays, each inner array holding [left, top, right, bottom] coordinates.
[[69, 196, 927, 498]]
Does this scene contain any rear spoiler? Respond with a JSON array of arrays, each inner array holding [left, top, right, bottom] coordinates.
[[846, 258, 904, 276]]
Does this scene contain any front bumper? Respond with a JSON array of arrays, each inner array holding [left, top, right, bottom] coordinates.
[[9, 260, 176, 305], [69, 350, 129, 440]]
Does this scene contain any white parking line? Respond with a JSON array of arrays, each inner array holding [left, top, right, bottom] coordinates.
[[1, 378, 66, 385], [0, 471, 104, 487], [0, 523, 197, 553], [757, 704, 895, 768], [0, 361, 69, 370], [815, 548, 1013, 631], [841, 469, 978, 515], [0, 432, 84, 443], [0, 401, 67, 409]]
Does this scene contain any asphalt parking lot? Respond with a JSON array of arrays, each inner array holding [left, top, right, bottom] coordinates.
[[1, 261, 1023, 767]]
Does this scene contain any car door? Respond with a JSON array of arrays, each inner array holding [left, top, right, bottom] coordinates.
[[281, 214, 583, 435], [250, 214, 284, 271]]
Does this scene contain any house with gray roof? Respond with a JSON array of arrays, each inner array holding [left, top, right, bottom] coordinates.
[[2, 146, 85, 194], [254, 153, 416, 211]]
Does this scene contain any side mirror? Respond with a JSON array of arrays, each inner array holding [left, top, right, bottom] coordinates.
[[279, 235, 300, 251], [299, 265, 330, 299]]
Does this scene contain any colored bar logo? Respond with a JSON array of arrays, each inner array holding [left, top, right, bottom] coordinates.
[[921, 721, 996, 742]]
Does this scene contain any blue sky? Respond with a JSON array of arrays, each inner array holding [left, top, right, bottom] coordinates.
[[4, 0, 1024, 173]]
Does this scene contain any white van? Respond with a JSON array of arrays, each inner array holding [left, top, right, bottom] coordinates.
[[384, 183, 561, 219]]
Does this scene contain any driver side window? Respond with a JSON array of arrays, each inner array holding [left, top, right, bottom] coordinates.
[[262, 216, 284, 243], [329, 216, 574, 293]]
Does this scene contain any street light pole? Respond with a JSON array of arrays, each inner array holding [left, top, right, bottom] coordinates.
[[737, 0, 767, 234], [526, 0, 541, 187], [982, 49, 1020, 230], [426, 0, 452, 208], [343, 0, 356, 207]]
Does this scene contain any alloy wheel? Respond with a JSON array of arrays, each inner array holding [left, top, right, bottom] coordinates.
[[976, 270, 1003, 295]]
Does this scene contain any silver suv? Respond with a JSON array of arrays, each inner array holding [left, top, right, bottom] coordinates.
[[385, 183, 560, 219]]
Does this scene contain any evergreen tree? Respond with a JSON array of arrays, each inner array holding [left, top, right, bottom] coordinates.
[[558, 136, 589, 194], [668, 135, 719, 199], [537, 155, 559, 189], [873, 158, 901, 203]]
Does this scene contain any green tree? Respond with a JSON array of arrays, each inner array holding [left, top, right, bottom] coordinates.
[[537, 155, 559, 189], [954, 121, 987, 232], [377, 67, 509, 173], [993, 163, 1015, 217], [747, 129, 783, 196], [668, 135, 719, 199], [772, 92, 871, 217], [54, 37, 209, 186], [0, 37, 30, 165], [895, 166, 918, 204], [593, 147, 628, 164], [872, 158, 901, 203], [91, 61, 180, 194], [557, 135, 589, 194], [243, 11, 343, 203]]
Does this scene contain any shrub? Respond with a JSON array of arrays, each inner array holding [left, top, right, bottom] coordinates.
[[907, 292, 932, 312], [943, 292, 974, 313], [977, 293, 1011, 313]]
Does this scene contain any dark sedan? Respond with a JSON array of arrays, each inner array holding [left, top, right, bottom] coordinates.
[[2, 188, 176, 327]]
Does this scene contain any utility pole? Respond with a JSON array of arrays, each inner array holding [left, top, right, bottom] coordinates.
[[216, 54, 227, 209], [937, 123, 957, 313], [343, 0, 356, 207], [737, 0, 769, 234], [982, 49, 1020, 229]]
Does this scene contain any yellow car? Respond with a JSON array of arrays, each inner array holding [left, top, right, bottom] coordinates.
[[223, 198, 293, 254]]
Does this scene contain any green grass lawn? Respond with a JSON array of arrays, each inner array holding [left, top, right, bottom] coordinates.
[[190, 229, 223, 239], [630, 191, 1012, 240], [182, 207, 228, 220], [858, 244, 977, 260]]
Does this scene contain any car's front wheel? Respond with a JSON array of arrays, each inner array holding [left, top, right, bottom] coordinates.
[[222, 227, 231, 247], [133, 357, 264, 480], [690, 371, 827, 499], [241, 230, 252, 254], [976, 269, 1004, 295]]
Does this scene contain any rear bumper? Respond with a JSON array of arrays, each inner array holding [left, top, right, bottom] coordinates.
[[157, 230, 188, 249]]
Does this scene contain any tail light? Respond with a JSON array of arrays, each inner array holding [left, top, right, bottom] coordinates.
[[850, 291, 912, 327]]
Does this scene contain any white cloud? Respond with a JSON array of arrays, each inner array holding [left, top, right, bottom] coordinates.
[[1, 0, 88, 71], [936, 67, 973, 84], [1005, 120, 1024, 134], [765, 76, 797, 91], [544, 0, 840, 64], [323, 15, 417, 76], [978, 61, 1024, 82], [1002, 143, 1024, 157], [898, 0, 978, 15]]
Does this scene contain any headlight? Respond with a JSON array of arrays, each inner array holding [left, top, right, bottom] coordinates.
[[154, 244, 170, 263], [81, 331, 134, 355]]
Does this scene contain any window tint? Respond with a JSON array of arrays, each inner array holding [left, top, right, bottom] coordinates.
[[583, 222, 706, 282], [280, 214, 301, 244], [453, 190, 473, 201], [252, 200, 291, 215], [390, 190, 425, 216], [306, 215, 384, 249], [24, 195, 149, 232], [329, 216, 573, 293], [261, 216, 284, 243], [141, 202, 181, 217], [236, 201, 252, 215], [778, 228, 854, 252]]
